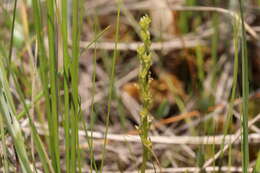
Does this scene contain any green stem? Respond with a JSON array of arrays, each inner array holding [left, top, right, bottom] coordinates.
[[238, 0, 249, 172], [7, 0, 17, 79], [100, 2, 121, 172], [61, 0, 71, 171], [46, 0, 60, 171], [70, 0, 84, 171], [141, 116, 149, 173]]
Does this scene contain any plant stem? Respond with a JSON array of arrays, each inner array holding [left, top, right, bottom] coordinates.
[[238, 0, 249, 172], [60, 0, 71, 171], [100, 2, 121, 172], [46, 0, 61, 171], [7, 0, 17, 79]]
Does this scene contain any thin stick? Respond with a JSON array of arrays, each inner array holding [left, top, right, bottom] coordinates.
[[23, 120, 260, 146], [79, 131, 260, 145], [101, 166, 253, 173], [79, 39, 206, 51]]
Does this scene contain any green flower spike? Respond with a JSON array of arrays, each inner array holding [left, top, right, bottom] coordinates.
[[137, 15, 153, 173]]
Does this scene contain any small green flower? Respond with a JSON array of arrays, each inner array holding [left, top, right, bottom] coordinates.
[[139, 15, 151, 32]]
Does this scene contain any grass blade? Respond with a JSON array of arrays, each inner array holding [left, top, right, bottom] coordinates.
[[0, 57, 33, 173], [81, 22, 111, 173], [31, 0, 60, 171], [238, 0, 249, 172], [60, 0, 71, 171], [100, 2, 121, 172], [46, 0, 61, 171], [12, 69, 55, 173], [7, 0, 17, 79], [70, 0, 84, 171], [0, 112, 9, 172]]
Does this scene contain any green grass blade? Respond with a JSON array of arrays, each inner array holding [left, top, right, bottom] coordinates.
[[80, 25, 110, 53], [80, 24, 111, 173], [100, 2, 121, 172], [210, 0, 219, 87], [0, 113, 9, 172], [178, 0, 196, 34], [0, 56, 9, 172], [87, 22, 113, 173], [70, 0, 84, 172], [46, 0, 61, 171], [219, 14, 240, 170], [195, 44, 204, 84], [7, 0, 17, 79], [17, 91, 44, 120], [0, 57, 33, 173], [60, 0, 71, 171], [238, 0, 249, 172], [12, 70, 55, 173], [31, 0, 59, 171]]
